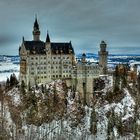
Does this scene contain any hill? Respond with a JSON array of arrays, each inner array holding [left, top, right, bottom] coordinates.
[[0, 77, 139, 140]]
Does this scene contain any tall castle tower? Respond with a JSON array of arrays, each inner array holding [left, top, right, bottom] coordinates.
[[32, 17, 40, 41], [98, 41, 108, 74]]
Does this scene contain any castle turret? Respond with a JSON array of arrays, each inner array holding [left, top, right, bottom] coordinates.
[[98, 41, 108, 74], [45, 31, 52, 83], [32, 17, 40, 41], [82, 53, 86, 63], [46, 31, 50, 43]]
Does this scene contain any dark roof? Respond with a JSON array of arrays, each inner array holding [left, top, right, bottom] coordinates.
[[82, 53, 86, 57], [23, 41, 74, 55], [24, 41, 46, 54], [51, 42, 74, 54], [101, 40, 106, 44]]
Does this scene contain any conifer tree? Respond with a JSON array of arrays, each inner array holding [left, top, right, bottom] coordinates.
[[20, 80, 26, 95], [106, 110, 116, 140], [137, 72, 140, 94], [6, 78, 10, 89], [114, 65, 120, 92], [90, 105, 97, 135]]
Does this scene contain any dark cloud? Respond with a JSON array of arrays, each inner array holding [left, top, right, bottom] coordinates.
[[0, 0, 140, 55]]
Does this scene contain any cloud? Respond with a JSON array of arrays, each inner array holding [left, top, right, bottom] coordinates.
[[0, 0, 140, 55]]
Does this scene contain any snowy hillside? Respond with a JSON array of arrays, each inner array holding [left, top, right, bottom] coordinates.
[[0, 55, 19, 81], [1, 77, 139, 140]]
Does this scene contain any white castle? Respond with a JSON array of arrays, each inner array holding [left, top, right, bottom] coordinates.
[[19, 18, 108, 103]]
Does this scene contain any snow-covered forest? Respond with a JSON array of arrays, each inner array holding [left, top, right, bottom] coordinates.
[[0, 68, 140, 140]]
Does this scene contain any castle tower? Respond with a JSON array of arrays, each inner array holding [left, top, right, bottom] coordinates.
[[98, 41, 108, 74], [45, 31, 51, 53], [45, 31, 52, 83], [32, 17, 40, 41], [82, 53, 86, 63]]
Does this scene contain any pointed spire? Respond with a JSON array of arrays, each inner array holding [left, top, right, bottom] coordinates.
[[22, 36, 25, 42], [34, 15, 39, 30], [32, 15, 40, 41], [46, 31, 50, 43]]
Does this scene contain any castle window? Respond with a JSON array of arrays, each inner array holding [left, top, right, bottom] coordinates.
[[54, 57, 56, 59], [31, 57, 34, 60], [36, 57, 38, 60], [44, 76, 46, 78], [31, 72, 34, 75], [44, 57, 46, 59], [44, 67, 46, 69], [44, 62, 46, 64], [44, 72, 46, 74]]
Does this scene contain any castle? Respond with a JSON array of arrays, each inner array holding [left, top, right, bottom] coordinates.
[[19, 18, 108, 103]]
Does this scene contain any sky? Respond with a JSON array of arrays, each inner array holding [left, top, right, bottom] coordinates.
[[0, 0, 140, 55]]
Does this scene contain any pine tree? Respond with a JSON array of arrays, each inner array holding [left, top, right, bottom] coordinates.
[[10, 74, 14, 87], [6, 77, 10, 89], [137, 72, 140, 95], [106, 110, 115, 140], [20, 80, 26, 95], [114, 65, 120, 92], [121, 66, 127, 88], [12, 73, 18, 85], [115, 114, 123, 136], [90, 105, 97, 135], [133, 91, 140, 140]]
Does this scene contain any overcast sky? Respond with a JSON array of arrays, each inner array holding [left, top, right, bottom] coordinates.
[[0, 0, 140, 55]]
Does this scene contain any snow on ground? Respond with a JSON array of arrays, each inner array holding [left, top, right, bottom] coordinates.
[[97, 87, 135, 139], [0, 62, 19, 81], [1, 78, 136, 139], [102, 88, 135, 120], [0, 72, 19, 82], [7, 87, 21, 107]]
